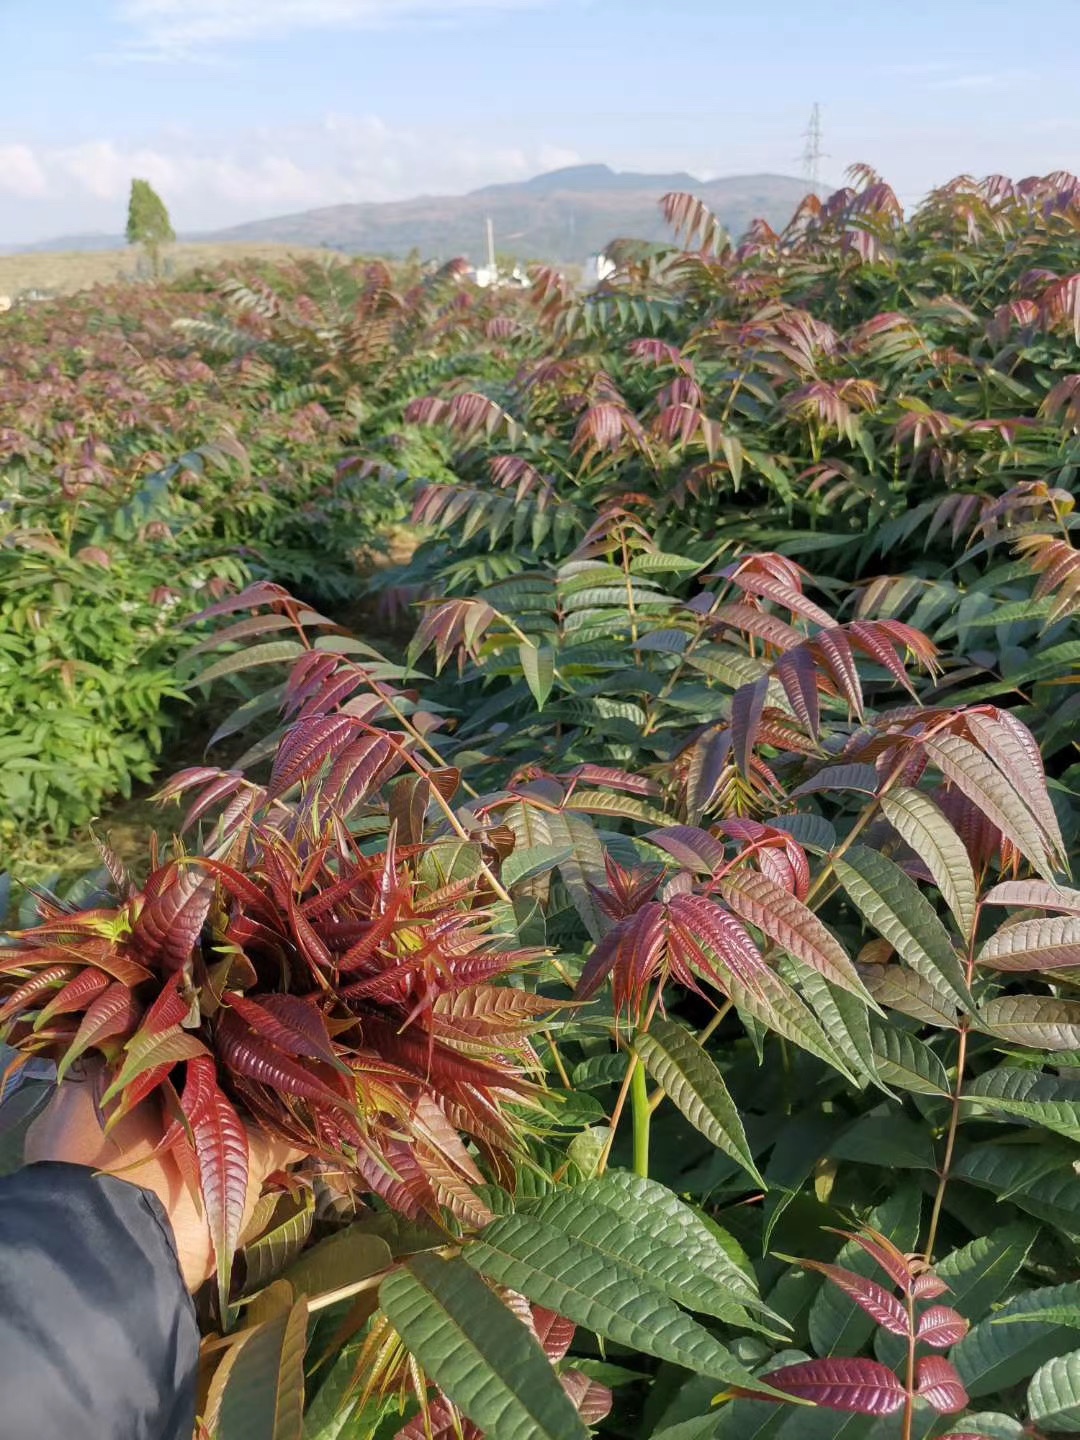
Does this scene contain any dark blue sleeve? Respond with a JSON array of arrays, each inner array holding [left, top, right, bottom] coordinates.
[[0, 1162, 199, 1440]]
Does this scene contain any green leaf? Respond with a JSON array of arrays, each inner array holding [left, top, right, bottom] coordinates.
[[1031, 1353, 1080, 1434], [978, 995, 1080, 1051], [518, 643, 555, 709], [103, 1026, 209, 1100], [571, 1053, 630, 1089], [953, 1141, 1080, 1235], [379, 1253, 588, 1440], [568, 1171, 761, 1308], [630, 551, 702, 575], [465, 1212, 776, 1390], [994, 1308, 1080, 1329], [500, 843, 573, 888], [934, 1222, 1038, 1321], [790, 764, 880, 798], [243, 1194, 316, 1293], [937, 1417, 1023, 1440], [545, 810, 607, 941], [1009, 641, 1080, 688], [780, 959, 881, 1091], [951, 1282, 1080, 1396], [773, 1410, 875, 1439], [963, 1067, 1080, 1143], [527, 1186, 761, 1326], [869, 1023, 952, 1096], [726, 964, 857, 1084], [807, 1183, 922, 1356], [835, 846, 974, 1013], [302, 1345, 368, 1440], [635, 1018, 763, 1184], [762, 1115, 846, 1250], [564, 789, 672, 825], [864, 966, 960, 1029], [880, 787, 978, 941], [829, 1113, 937, 1172], [190, 639, 306, 688], [212, 1296, 309, 1440], [283, 1229, 393, 1302]]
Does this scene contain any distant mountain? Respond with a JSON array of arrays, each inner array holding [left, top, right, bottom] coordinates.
[[0, 232, 124, 256], [202, 165, 812, 264], [5, 166, 813, 266]]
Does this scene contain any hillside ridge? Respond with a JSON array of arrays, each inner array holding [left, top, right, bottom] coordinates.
[[5, 164, 812, 266]]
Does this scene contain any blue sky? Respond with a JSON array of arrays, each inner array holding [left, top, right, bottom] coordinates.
[[1, 0, 1077, 243]]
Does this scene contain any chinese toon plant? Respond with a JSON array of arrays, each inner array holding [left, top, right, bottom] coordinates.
[[5, 539, 1076, 1436]]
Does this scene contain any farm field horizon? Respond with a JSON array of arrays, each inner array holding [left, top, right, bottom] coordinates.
[[3, 3, 1080, 1436]]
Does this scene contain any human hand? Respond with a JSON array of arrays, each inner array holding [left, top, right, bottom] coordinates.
[[24, 1061, 298, 1290]]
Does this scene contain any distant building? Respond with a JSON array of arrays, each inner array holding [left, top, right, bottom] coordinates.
[[585, 253, 617, 286], [473, 262, 528, 289]]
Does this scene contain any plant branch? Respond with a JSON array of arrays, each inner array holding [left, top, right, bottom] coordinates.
[[925, 901, 982, 1262], [630, 1057, 651, 1178], [597, 989, 661, 1174]]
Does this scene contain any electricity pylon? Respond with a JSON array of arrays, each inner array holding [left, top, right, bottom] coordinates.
[[800, 103, 825, 195]]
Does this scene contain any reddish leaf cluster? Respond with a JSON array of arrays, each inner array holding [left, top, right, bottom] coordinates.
[[755, 1228, 970, 1420], [0, 807, 552, 1309]]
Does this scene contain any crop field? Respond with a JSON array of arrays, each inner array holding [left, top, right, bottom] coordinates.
[[0, 241, 343, 298], [3, 170, 1080, 1440]]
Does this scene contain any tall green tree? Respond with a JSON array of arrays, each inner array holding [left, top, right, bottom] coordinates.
[[125, 178, 175, 276]]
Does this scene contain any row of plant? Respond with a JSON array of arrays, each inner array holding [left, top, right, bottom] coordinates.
[[2, 168, 1080, 1440], [0, 257, 518, 844]]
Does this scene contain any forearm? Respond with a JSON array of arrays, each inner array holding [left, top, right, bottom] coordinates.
[[0, 1162, 199, 1440]]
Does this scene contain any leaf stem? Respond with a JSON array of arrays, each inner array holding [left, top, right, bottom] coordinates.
[[802, 713, 959, 912], [544, 1029, 572, 1089], [925, 901, 981, 1262], [596, 990, 661, 1174], [901, 1287, 917, 1440], [630, 1058, 651, 1178], [924, 1020, 969, 1264]]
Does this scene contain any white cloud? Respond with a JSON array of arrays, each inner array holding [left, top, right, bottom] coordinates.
[[117, 0, 545, 55], [0, 117, 583, 236], [0, 145, 49, 198]]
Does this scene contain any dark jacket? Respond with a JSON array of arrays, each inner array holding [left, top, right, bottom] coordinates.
[[0, 1162, 199, 1439]]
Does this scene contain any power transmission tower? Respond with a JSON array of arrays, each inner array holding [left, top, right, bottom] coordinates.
[[800, 103, 825, 195]]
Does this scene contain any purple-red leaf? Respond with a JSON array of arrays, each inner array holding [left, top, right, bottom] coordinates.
[[774, 645, 821, 738], [216, 1010, 353, 1112], [762, 1357, 906, 1414], [646, 825, 728, 875], [718, 870, 867, 1000], [0, 965, 77, 1025], [57, 982, 141, 1081], [130, 864, 214, 973], [182, 1055, 249, 1315], [731, 675, 769, 777], [797, 1260, 909, 1335], [916, 1305, 969, 1349], [916, 1355, 968, 1413], [33, 968, 111, 1030], [911, 1271, 951, 1300], [226, 993, 344, 1071], [825, 1227, 916, 1293]]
